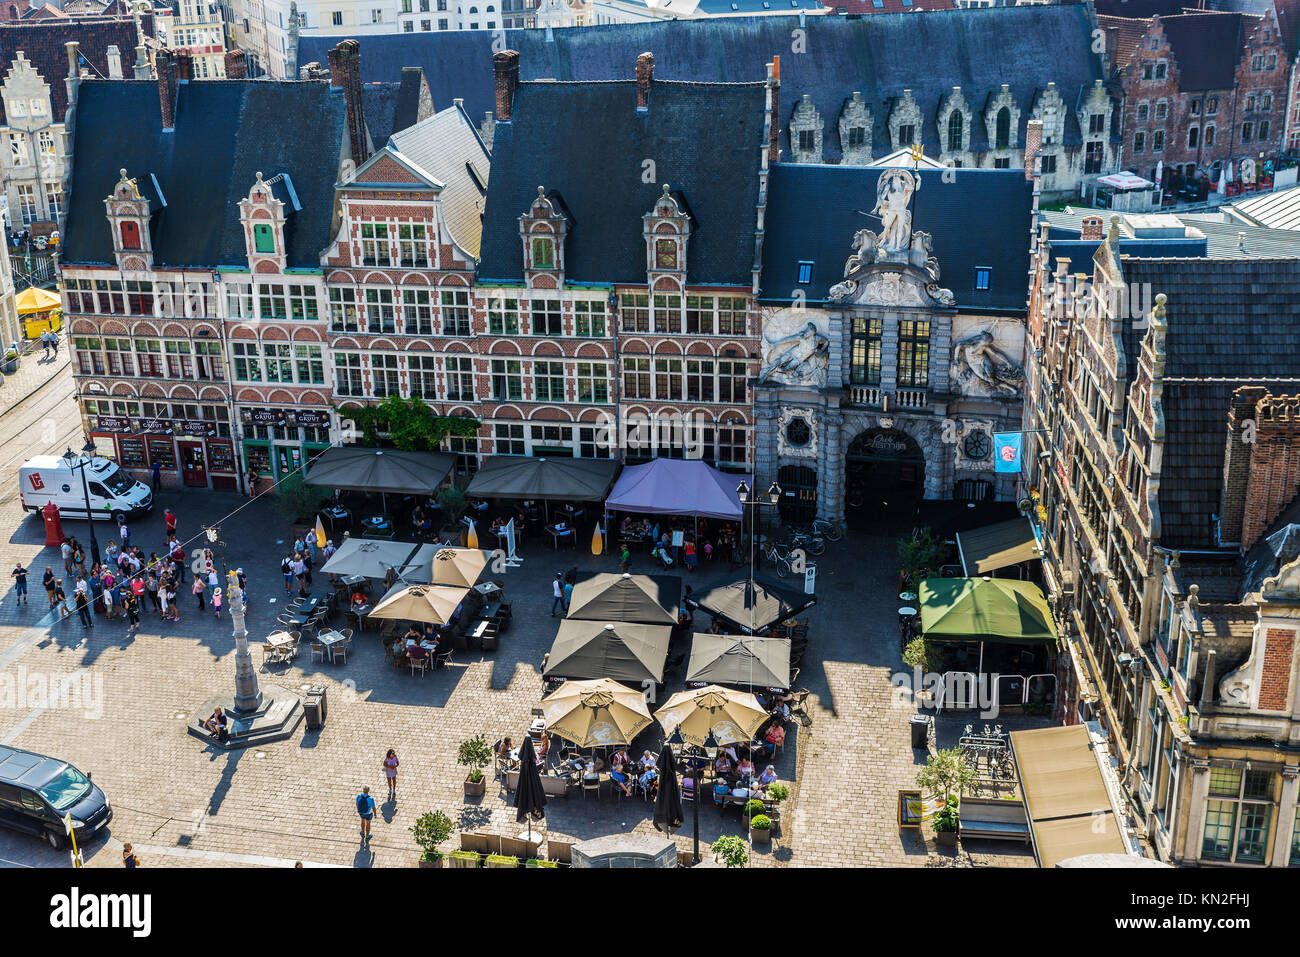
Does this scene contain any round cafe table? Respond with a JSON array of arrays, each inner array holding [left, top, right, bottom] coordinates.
[[899, 592, 918, 603]]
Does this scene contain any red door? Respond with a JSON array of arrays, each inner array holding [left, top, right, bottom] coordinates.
[[179, 442, 207, 488]]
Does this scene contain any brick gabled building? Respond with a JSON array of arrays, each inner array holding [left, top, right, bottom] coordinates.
[[1024, 212, 1300, 866], [1102, 8, 1290, 189], [472, 51, 769, 469]]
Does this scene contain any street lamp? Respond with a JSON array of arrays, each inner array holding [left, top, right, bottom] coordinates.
[[736, 481, 781, 634], [62, 440, 101, 567], [668, 725, 719, 866]]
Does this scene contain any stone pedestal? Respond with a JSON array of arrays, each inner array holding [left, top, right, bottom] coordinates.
[[187, 684, 303, 750]]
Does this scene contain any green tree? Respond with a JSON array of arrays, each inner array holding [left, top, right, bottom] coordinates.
[[915, 748, 976, 802], [337, 397, 479, 453], [711, 835, 748, 868], [273, 471, 332, 524], [410, 810, 455, 862], [897, 527, 950, 593]]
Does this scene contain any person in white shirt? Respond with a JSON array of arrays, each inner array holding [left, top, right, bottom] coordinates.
[[641, 750, 657, 769]]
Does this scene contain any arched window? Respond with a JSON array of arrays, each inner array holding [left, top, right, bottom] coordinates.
[[253, 223, 275, 253], [120, 221, 141, 250], [995, 107, 1010, 149], [947, 110, 963, 152]]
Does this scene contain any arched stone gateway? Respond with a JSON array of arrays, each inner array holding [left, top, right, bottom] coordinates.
[[845, 427, 925, 530]]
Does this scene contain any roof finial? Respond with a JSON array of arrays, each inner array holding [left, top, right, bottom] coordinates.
[[662, 183, 670, 195], [537, 185, 546, 197]]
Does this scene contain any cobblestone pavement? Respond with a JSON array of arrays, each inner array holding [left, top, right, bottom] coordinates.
[[0, 370, 1047, 869], [0, 341, 70, 419]]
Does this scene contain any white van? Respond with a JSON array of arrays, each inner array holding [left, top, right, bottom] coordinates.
[[19, 455, 153, 524]]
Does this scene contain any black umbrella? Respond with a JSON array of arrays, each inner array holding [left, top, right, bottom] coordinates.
[[652, 742, 683, 833], [514, 735, 547, 824]]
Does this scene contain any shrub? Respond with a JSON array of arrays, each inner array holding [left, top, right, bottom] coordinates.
[[410, 810, 454, 860], [711, 835, 748, 868], [749, 814, 772, 830], [447, 850, 480, 868], [458, 735, 493, 783], [902, 637, 931, 671], [933, 799, 960, 833], [273, 472, 333, 524], [766, 783, 789, 803], [744, 798, 766, 818], [484, 854, 519, 868], [916, 748, 975, 801]]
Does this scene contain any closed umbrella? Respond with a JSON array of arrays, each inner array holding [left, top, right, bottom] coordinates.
[[514, 735, 547, 826], [368, 582, 470, 624], [655, 685, 768, 747], [652, 741, 682, 833], [431, 547, 488, 588], [467, 519, 479, 550], [541, 678, 653, 747], [592, 523, 603, 556]]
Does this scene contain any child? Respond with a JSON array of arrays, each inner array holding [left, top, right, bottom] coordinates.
[[212, 586, 222, 620]]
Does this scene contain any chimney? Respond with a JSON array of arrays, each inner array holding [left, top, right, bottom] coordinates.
[[635, 51, 654, 110], [133, 45, 149, 80], [328, 39, 370, 166], [175, 52, 194, 82], [224, 49, 248, 79], [1199, 648, 1217, 710], [106, 44, 122, 80], [156, 48, 179, 130], [65, 41, 81, 109], [1080, 215, 1104, 242], [493, 49, 519, 122], [767, 56, 781, 164], [1024, 118, 1042, 182], [1219, 385, 1267, 545], [1240, 394, 1300, 551], [301, 61, 327, 80]]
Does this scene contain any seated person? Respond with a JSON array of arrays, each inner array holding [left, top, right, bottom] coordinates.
[[736, 757, 756, 781], [681, 771, 696, 792], [351, 592, 368, 610], [763, 722, 786, 757], [611, 747, 631, 769], [637, 766, 658, 791], [610, 765, 633, 796], [714, 752, 734, 777], [640, 749, 657, 770], [201, 706, 227, 740], [620, 516, 631, 533], [497, 736, 513, 758], [422, 623, 440, 645], [712, 780, 732, 804], [407, 642, 430, 664], [491, 515, 506, 532], [756, 765, 778, 789]]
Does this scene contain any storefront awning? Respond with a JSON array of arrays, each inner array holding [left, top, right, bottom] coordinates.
[[957, 517, 1040, 575], [466, 455, 619, 501], [919, 577, 1057, 644], [304, 446, 455, 495], [605, 459, 750, 520]]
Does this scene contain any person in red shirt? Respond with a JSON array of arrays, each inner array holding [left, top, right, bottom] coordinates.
[[164, 508, 178, 537]]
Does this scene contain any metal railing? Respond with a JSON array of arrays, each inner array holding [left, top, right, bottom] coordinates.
[[847, 386, 928, 409]]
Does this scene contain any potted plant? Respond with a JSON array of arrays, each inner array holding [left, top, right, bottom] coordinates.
[[748, 813, 773, 845], [437, 485, 469, 544], [916, 748, 975, 848], [896, 528, 948, 595], [410, 810, 454, 868], [764, 783, 788, 835], [484, 853, 519, 869], [711, 834, 748, 868], [744, 798, 766, 827], [458, 734, 492, 797], [1, 345, 19, 375], [447, 849, 480, 869]]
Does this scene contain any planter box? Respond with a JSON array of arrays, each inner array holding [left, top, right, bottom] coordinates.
[[749, 826, 771, 845], [447, 852, 479, 869], [485, 855, 518, 868], [418, 854, 444, 868], [933, 829, 958, 847], [464, 776, 486, 798]]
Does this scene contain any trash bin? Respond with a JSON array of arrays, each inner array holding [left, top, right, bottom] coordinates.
[[909, 713, 930, 749], [309, 684, 327, 722], [303, 695, 322, 731]]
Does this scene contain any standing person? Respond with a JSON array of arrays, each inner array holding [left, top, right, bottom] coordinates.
[[72, 544, 86, 578], [212, 586, 222, 620], [236, 568, 247, 601], [562, 576, 574, 613], [281, 553, 293, 595], [146, 572, 162, 615], [42, 567, 57, 608], [551, 573, 563, 617], [54, 578, 69, 619], [355, 786, 376, 843], [382, 750, 399, 799], [620, 544, 631, 574], [74, 588, 92, 629], [61, 538, 74, 575], [105, 539, 119, 569], [302, 546, 314, 586], [10, 561, 27, 606], [103, 575, 117, 620], [322, 541, 337, 583], [123, 590, 141, 636], [291, 553, 306, 592], [246, 468, 259, 498], [192, 575, 206, 611], [164, 507, 177, 538], [119, 520, 130, 550], [40, 329, 50, 359], [168, 536, 186, 585], [122, 843, 140, 868], [150, 460, 162, 492]]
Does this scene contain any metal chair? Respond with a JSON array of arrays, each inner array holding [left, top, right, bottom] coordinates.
[[330, 640, 348, 665], [435, 647, 454, 670], [581, 775, 602, 801], [310, 642, 325, 663], [409, 652, 429, 677]]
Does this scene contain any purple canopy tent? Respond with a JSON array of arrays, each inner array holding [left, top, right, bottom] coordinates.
[[605, 459, 751, 521]]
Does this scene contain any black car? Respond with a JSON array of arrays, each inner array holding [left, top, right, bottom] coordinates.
[[0, 745, 112, 850]]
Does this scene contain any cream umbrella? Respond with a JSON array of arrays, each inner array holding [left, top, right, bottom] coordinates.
[[431, 547, 489, 588], [541, 678, 653, 748], [368, 582, 471, 624], [654, 685, 768, 747]]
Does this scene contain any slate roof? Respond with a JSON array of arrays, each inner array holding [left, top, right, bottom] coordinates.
[[477, 78, 765, 286], [0, 15, 142, 124], [361, 68, 434, 145], [1226, 182, 1300, 231], [62, 79, 346, 268], [829, 0, 955, 12], [759, 163, 1032, 312], [1119, 258, 1300, 547], [1094, 0, 1192, 15], [1160, 12, 1256, 90], [1045, 207, 1300, 259], [388, 102, 491, 257], [298, 5, 1106, 162]]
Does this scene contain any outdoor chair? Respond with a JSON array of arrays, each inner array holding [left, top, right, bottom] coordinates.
[[409, 653, 429, 677], [344, 611, 361, 632], [331, 641, 348, 665], [581, 775, 602, 801], [637, 776, 658, 802], [310, 642, 325, 663], [435, 648, 454, 670], [381, 619, 400, 639], [681, 781, 696, 804]]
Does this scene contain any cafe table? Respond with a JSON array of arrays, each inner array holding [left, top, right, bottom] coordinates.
[[473, 581, 501, 600], [544, 525, 576, 550], [264, 630, 297, 663], [317, 629, 349, 661]]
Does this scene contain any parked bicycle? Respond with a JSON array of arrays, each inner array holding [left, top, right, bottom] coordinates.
[[764, 541, 797, 578], [790, 517, 843, 543], [785, 531, 826, 557]]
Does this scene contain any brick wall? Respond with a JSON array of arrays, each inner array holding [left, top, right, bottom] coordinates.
[[1241, 393, 1300, 551], [0, 16, 141, 124], [1219, 384, 1268, 545], [1259, 626, 1295, 711]]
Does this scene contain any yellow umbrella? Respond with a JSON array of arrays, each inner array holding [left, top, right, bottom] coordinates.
[[541, 678, 653, 748], [15, 286, 60, 315], [368, 582, 470, 624], [431, 547, 488, 588], [466, 519, 479, 550], [654, 685, 768, 747], [592, 523, 603, 556]]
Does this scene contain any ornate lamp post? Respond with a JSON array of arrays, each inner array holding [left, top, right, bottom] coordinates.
[[668, 726, 719, 866], [736, 481, 782, 633], [62, 440, 101, 566], [206, 524, 260, 713]]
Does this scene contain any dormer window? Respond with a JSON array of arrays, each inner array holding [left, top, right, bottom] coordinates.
[[253, 223, 275, 253], [9, 99, 25, 118], [532, 237, 555, 268], [655, 239, 678, 270], [120, 221, 142, 250], [797, 261, 814, 284], [974, 266, 991, 291]]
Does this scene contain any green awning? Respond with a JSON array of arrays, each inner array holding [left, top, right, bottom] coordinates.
[[919, 577, 1058, 645]]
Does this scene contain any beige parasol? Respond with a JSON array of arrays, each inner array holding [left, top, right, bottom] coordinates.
[[432, 547, 490, 588], [541, 678, 654, 748], [368, 582, 471, 624], [654, 685, 768, 747]]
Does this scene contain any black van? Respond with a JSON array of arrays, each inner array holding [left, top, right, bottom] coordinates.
[[0, 745, 112, 849]]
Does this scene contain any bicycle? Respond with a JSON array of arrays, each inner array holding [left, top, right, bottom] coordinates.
[[788, 530, 826, 557], [764, 541, 796, 578], [792, 518, 843, 543]]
